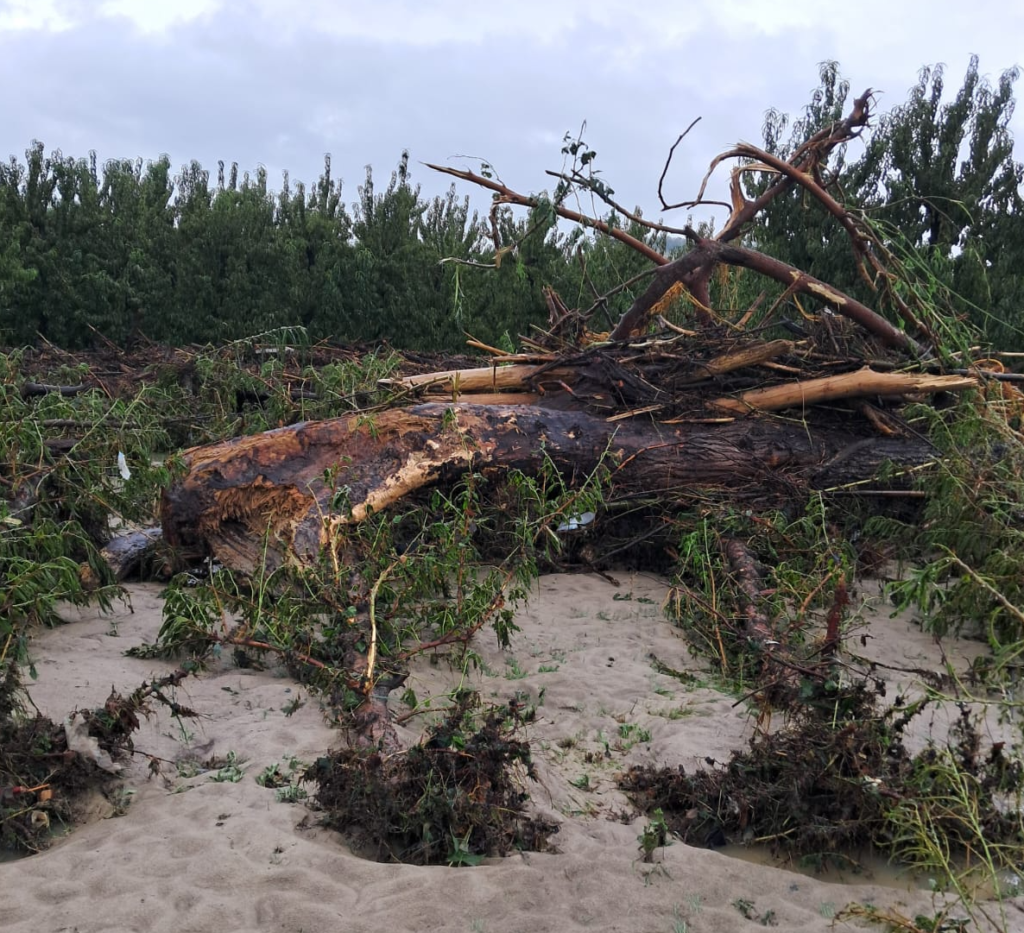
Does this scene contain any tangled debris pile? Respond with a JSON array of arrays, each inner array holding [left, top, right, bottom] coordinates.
[[621, 680, 1024, 879], [3, 85, 1024, 920], [307, 691, 556, 864], [0, 663, 197, 852]]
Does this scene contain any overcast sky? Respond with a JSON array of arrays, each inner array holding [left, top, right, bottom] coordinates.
[[1, 0, 1021, 226]]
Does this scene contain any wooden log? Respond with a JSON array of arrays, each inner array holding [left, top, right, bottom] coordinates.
[[710, 369, 975, 414], [161, 403, 937, 574], [678, 340, 794, 384], [79, 526, 164, 588], [380, 364, 574, 395]]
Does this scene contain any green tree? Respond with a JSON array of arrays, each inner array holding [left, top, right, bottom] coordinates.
[[750, 58, 1024, 347], [351, 153, 450, 348]]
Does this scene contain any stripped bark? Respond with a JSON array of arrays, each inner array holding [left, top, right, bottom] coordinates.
[[161, 403, 937, 574]]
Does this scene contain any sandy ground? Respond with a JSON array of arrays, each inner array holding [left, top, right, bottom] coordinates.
[[3, 573, 1022, 933]]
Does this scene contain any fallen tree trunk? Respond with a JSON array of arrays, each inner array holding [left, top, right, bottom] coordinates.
[[161, 402, 937, 573]]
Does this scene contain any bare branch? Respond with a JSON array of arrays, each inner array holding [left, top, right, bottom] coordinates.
[[544, 169, 701, 236], [610, 236, 920, 353], [426, 163, 669, 266], [659, 117, 704, 211]]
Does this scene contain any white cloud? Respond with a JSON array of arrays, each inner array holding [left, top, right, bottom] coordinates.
[[245, 0, 616, 45], [0, 0, 1019, 222], [0, 0, 77, 31], [98, 0, 218, 33]]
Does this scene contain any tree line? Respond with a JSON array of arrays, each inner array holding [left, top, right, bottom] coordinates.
[[0, 57, 1021, 352]]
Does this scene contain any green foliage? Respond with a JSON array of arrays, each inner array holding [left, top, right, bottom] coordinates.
[[751, 58, 1024, 348], [668, 498, 855, 677], [637, 807, 669, 862], [144, 437, 616, 699], [0, 349, 175, 663], [885, 390, 1024, 646]]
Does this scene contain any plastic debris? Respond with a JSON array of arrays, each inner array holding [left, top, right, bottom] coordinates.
[[64, 717, 123, 774], [556, 511, 596, 533]]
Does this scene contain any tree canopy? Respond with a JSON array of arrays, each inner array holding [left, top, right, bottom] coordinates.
[[0, 57, 1021, 351]]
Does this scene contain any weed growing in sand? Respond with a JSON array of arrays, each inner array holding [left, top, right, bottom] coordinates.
[[275, 784, 308, 803], [504, 657, 528, 680], [257, 754, 308, 802], [208, 751, 247, 783], [107, 786, 136, 816], [617, 722, 652, 751], [570, 773, 592, 791], [637, 808, 669, 862], [732, 898, 778, 926], [446, 830, 484, 867], [835, 902, 972, 933], [651, 704, 701, 720], [668, 905, 688, 933]]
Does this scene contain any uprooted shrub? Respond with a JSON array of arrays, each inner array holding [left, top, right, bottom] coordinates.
[[620, 679, 1024, 886], [307, 691, 557, 864], [1, 663, 197, 852]]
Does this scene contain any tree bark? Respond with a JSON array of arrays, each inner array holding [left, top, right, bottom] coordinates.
[[161, 403, 936, 573]]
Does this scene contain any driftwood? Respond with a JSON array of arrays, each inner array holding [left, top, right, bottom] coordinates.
[[708, 369, 974, 414]]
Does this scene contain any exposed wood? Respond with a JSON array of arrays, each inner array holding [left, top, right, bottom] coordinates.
[[380, 363, 574, 395], [722, 537, 776, 647], [710, 369, 976, 414], [161, 403, 936, 574], [679, 340, 794, 384]]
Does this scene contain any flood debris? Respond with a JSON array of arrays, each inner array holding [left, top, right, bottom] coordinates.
[[620, 681, 1024, 881], [307, 691, 557, 864], [0, 663, 197, 853]]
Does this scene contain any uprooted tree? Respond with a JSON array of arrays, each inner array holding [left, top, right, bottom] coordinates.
[[7, 87, 1024, 882], [157, 88, 1024, 735]]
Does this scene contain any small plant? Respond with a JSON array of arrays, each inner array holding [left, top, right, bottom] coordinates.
[[108, 786, 135, 816], [638, 808, 669, 862], [732, 898, 777, 926], [446, 830, 484, 867], [208, 751, 247, 783], [257, 755, 308, 802], [504, 657, 528, 680], [835, 903, 971, 933], [618, 722, 653, 747], [275, 784, 308, 803], [652, 705, 699, 720]]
